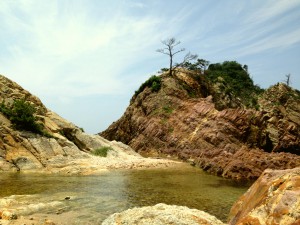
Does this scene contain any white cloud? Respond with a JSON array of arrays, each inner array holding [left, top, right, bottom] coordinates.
[[1, 0, 299, 133], [235, 28, 300, 56], [244, 0, 300, 25], [0, 0, 162, 98]]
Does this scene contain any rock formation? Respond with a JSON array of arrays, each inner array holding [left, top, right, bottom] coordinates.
[[228, 167, 300, 225], [102, 203, 225, 225], [0, 74, 178, 174], [101, 70, 300, 180]]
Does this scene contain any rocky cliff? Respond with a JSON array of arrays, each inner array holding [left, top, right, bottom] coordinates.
[[0, 75, 178, 174], [100, 69, 300, 180]]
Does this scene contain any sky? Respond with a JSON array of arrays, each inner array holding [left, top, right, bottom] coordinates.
[[0, 0, 300, 134]]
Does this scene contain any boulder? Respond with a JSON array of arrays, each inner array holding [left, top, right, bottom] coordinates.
[[102, 203, 225, 225], [228, 167, 300, 225]]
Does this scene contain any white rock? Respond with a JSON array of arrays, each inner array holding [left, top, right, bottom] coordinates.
[[102, 203, 225, 225]]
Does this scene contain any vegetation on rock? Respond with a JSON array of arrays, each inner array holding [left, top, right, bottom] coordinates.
[[205, 61, 264, 109], [101, 60, 300, 180], [182, 58, 210, 74], [134, 75, 162, 96], [0, 98, 45, 135], [160, 59, 264, 109], [92, 146, 112, 157]]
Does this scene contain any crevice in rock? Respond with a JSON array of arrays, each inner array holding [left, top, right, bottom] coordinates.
[[262, 134, 273, 153], [62, 128, 89, 152]]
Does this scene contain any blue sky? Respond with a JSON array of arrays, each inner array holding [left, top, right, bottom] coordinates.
[[1, 0, 300, 134]]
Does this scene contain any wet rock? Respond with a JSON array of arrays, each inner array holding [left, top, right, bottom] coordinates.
[[102, 203, 225, 225], [228, 167, 300, 225]]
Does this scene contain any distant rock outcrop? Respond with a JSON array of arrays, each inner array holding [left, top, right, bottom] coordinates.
[[101, 70, 300, 180], [0, 75, 178, 173], [228, 167, 300, 225]]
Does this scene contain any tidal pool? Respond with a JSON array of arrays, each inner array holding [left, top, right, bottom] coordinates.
[[0, 164, 250, 224]]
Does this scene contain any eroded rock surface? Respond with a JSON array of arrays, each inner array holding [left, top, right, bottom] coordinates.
[[0, 75, 179, 174], [102, 203, 225, 225], [228, 167, 300, 225], [101, 71, 300, 180]]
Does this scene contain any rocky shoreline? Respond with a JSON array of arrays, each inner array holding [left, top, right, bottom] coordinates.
[[1, 73, 300, 224], [1, 167, 299, 225]]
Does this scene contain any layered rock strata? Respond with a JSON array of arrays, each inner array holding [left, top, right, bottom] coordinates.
[[101, 71, 300, 180]]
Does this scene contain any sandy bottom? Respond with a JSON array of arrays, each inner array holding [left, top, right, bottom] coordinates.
[[0, 157, 183, 225]]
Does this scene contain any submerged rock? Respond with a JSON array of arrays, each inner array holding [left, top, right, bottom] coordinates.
[[102, 203, 225, 225], [228, 167, 300, 225]]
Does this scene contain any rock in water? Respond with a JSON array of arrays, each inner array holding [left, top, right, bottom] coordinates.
[[102, 203, 225, 225], [228, 167, 300, 225]]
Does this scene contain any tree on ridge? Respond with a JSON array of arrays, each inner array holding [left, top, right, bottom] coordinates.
[[157, 38, 197, 76]]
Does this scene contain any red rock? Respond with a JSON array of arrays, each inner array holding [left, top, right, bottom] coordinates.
[[101, 72, 300, 180]]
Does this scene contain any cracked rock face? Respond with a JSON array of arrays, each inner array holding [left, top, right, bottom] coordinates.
[[0, 75, 177, 174], [228, 167, 300, 225], [101, 72, 300, 180]]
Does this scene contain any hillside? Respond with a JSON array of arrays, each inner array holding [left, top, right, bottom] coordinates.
[[0, 75, 178, 173], [100, 64, 300, 180]]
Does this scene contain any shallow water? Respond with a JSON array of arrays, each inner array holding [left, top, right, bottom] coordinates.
[[0, 165, 250, 223]]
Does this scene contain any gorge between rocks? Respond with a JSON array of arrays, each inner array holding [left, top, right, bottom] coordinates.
[[0, 164, 249, 224]]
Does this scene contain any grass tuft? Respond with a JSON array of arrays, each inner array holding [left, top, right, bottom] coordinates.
[[92, 146, 113, 157]]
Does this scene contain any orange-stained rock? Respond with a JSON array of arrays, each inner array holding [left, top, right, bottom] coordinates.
[[228, 167, 300, 225]]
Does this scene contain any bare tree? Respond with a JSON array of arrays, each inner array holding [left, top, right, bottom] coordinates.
[[285, 74, 291, 86], [156, 38, 185, 76]]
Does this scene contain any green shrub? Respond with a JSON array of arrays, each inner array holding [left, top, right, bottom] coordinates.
[[151, 81, 160, 92], [135, 75, 162, 96], [162, 105, 173, 114], [159, 68, 169, 73], [0, 98, 44, 134], [92, 146, 112, 157], [206, 61, 264, 108], [0, 101, 11, 116]]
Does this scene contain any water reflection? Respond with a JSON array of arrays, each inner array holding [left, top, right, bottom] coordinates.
[[0, 165, 249, 223], [121, 166, 250, 221]]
